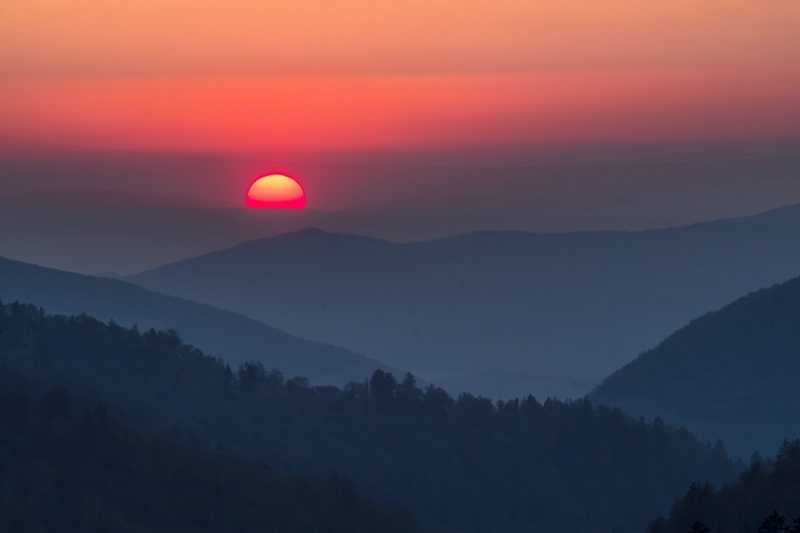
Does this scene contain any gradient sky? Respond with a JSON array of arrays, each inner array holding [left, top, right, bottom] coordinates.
[[2, 0, 799, 157]]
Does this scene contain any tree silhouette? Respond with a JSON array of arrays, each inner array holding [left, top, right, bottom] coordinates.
[[759, 511, 789, 533], [368, 369, 397, 413], [688, 521, 710, 533]]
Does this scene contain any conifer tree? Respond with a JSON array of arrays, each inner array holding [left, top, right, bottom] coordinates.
[[759, 511, 789, 533]]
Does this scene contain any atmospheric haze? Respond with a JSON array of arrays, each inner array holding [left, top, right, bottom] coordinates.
[[2, 1, 800, 532]]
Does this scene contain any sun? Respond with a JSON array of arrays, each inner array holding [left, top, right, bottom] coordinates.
[[245, 174, 306, 209]]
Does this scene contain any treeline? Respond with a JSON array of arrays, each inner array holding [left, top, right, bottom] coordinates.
[[0, 373, 428, 533], [647, 440, 800, 533], [0, 301, 741, 533]]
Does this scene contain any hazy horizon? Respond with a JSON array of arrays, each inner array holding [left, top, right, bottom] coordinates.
[[3, 134, 800, 220]]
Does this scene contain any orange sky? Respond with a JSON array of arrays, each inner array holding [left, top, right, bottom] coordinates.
[[1, 0, 799, 155]]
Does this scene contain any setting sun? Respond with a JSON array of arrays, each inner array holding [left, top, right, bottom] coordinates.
[[245, 174, 306, 209]]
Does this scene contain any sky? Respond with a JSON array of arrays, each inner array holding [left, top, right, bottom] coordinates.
[[1, 1, 800, 208]]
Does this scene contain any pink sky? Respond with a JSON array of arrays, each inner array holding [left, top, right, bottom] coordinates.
[[2, 1, 799, 156], [2, 1, 800, 213]]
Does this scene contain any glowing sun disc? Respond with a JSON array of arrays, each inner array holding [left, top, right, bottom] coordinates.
[[246, 174, 306, 209]]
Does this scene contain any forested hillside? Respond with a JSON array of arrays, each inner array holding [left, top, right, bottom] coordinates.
[[0, 255, 395, 386], [0, 371, 427, 533], [0, 301, 741, 533], [646, 440, 800, 533], [592, 275, 800, 457]]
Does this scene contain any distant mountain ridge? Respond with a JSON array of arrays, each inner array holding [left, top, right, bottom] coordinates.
[[0, 256, 398, 385], [742, 202, 800, 225], [129, 204, 800, 400], [591, 274, 800, 457], [3, 157, 800, 276]]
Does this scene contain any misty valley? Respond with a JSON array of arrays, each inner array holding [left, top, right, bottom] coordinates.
[[2, 201, 800, 533]]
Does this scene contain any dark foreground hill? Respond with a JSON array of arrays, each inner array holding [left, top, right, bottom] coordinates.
[[0, 301, 741, 533], [0, 371, 427, 533], [591, 275, 800, 458], [645, 440, 800, 533], [129, 205, 800, 399], [0, 255, 396, 385]]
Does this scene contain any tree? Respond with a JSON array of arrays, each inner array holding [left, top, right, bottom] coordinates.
[[687, 521, 710, 533], [397, 373, 421, 404], [237, 361, 266, 389], [368, 370, 397, 409], [759, 511, 789, 533]]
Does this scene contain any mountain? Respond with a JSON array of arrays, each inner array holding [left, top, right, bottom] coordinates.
[[644, 440, 800, 533], [591, 274, 800, 458], [0, 256, 396, 385], [0, 203, 692, 277], [3, 151, 800, 276], [128, 205, 800, 399], [0, 301, 741, 533]]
